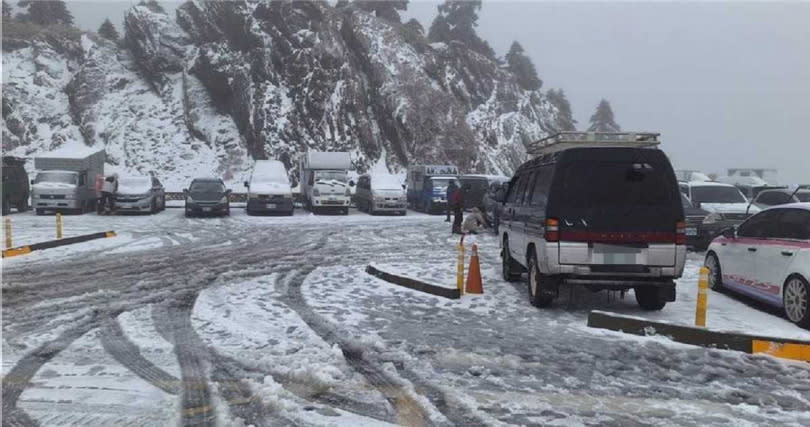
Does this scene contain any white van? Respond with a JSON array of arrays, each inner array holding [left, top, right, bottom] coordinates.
[[244, 160, 294, 216]]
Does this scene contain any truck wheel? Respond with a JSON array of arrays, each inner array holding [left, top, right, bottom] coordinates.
[[501, 237, 522, 282], [36, 208, 45, 216], [635, 287, 667, 311], [527, 248, 554, 308], [16, 195, 29, 212]]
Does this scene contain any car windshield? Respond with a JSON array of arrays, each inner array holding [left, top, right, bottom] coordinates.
[[315, 170, 347, 182], [34, 171, 77, 185], [797, 192, 810, 202], [430, 178, 451, 191], [691, 186, 747, 204], [190, 181, 225, 192], [119, 177, 151, 187]]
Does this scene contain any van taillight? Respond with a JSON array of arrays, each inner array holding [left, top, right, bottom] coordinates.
[[676, 220, 686, 245], [544, 218, 560, 242]]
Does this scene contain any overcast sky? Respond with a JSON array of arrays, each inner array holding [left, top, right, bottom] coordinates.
[[60, 1, 810, 183]]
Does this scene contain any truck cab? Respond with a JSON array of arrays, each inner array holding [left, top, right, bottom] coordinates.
[[31, 148, 105, 215], [406, 165, 458, 214]]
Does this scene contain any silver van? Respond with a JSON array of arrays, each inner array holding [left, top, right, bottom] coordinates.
[[354, 174, 407, 215], [499, 132, 686, 310]]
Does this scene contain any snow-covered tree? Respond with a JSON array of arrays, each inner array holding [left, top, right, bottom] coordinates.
[[354, 0, 408, 23], [404, 18, 423, 35], [428, 0, 494, 58], [587, 99, 621, 132], [17, 0, 73, 26], [139, 0, 165, 14], [2, 1, 11, 19], [505, 41, 542, 91], [98, 18, 119, 41], [547, 89, 577, 131]]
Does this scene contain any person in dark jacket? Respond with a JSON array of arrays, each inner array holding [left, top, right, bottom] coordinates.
[[445, 180, 457, 222]]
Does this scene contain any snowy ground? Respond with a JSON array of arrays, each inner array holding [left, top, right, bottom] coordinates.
[[3, 208, 810, 426]]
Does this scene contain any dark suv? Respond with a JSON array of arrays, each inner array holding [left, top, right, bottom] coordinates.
[[184, 178, 231, 217], [499, 133, 686, 310], [2, 156, 30, 215]]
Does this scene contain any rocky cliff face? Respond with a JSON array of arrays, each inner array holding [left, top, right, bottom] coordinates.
[[2, 0, 565, 185]]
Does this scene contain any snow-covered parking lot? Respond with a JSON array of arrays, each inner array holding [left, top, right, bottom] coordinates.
[[3, 208, 810, 426]]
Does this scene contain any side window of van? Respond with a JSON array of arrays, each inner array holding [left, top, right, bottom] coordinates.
[[518, 172, 536, 205], [506, 176, 522, 203], [529, 166, 553, 208]]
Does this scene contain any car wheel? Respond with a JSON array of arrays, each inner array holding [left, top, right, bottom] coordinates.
[[225, 205, 231, 216], [16, 195, 29, 212], [501, 237, 522, 282], [635, 287, 667, 311], [35, 208, 45, 216], [783, 276, 810, 328], [287, 209, 295, 216], [150, 198, 157, 214], [705, 252, 723, 291], [527, 248, 554, 308]]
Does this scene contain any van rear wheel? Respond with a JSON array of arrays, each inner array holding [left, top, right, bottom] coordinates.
[[635, 287, 667, 311], [527, 249, 554, 308]]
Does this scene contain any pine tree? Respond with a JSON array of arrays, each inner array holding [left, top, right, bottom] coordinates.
[[18, 0, 73, 26], [547, 89, 577, 131], [98, 18, 119, 41], [404, 18, 423, 35], [428, 0, 494, 58], [139, 0, 165, 14], [587, 99, 621, 132], [505, 41, 542, 91], [354, 1, 408, 23]]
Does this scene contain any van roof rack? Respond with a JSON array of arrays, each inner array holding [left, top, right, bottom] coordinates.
[[527, 131, 661, 156]]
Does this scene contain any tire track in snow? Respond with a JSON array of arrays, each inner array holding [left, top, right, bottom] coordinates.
[[98, 315, 182, 395]]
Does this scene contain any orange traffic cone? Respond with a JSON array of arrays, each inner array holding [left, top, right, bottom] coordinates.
[[466, 243, 483, 294]]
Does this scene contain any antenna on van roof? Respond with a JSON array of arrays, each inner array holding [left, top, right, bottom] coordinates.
[[526, 131, 661, 156]]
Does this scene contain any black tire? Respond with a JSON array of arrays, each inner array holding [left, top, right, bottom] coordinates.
[[705, 252, 723, 291], [224, 205, 230, 217], [527, 248, 554, 308], [16, 195, 29, 212], [287, 209, 295, 216], [635, 287, 667, 311], [161, 196, 166, 211], [501, 237, 522, 282], [35, 208, 45, 216], [150, 198, 157, 214], [783, 275, 810, 328], [2, 197, 9, 215]]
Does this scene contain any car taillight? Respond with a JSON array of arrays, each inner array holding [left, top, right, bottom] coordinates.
[[676, 220, 686, 245], [544, 218, 559, 242]]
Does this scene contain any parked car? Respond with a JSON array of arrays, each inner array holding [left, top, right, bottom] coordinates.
[[184, 178, 231, 217], [675, 170, 712, 183], [681, 193, 717, 251], [244, 160, 294, 216], [354, 174, 407, 215], [2, 156, 30, 215], [499, 132, 686, 311], [458, 174, 508, 211], [752, 188, 810, 210], [114, 175, 165, 214], [482, 181, 508, 230], [705, 203, 810, 328], [680, 181, 759, 227]]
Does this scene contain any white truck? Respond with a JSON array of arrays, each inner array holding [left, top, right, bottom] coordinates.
[[298, 151, 353, 215], [32, 148, 106, 215]]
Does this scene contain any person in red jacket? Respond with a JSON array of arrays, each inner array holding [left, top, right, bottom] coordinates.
[[450, 184, 467, 234]]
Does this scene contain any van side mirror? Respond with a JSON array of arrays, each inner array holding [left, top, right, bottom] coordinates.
[[243, 181, 249, 188], [30, 179, 35, 185], [349, 180, 355, 187], [402, 184, 406, 190], [721, 227, 736, 239]]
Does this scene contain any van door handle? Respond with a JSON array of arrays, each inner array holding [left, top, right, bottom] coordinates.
[[781, 251, 794, 257], [747, 247, 757, 252]]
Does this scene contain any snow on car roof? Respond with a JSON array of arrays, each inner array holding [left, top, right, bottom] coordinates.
[[369, 174, 403, 190], [35, 169, 77, 174], [687, 181, 736, 188], [44, 143, 103, 159], [252, 160, 289, 183]]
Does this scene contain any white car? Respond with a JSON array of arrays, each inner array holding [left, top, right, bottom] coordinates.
[[705, 203, 810, 328]]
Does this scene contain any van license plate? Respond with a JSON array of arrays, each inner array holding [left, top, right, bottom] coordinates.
[[203, 207, 212, 212], [267, 204, 276, 209], [686, 228, 697, 236], [119, 203, 131, 209], [593, 244, 641, 265]]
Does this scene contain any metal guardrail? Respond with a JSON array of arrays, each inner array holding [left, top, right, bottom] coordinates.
[[164, 192, 305, 205]]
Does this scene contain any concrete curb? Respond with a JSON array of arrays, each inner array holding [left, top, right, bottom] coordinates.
[[2, 231, 116, 258], [365, 265, 460, 299], [587, 310, 810, 362]]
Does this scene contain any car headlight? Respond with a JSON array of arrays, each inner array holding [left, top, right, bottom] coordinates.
[[220, 196, 228, 204], [313, 188, 320, 197], [703, 212, 723, 224]]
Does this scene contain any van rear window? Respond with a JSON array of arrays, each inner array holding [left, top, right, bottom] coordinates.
[[558, 161, 674, 208]]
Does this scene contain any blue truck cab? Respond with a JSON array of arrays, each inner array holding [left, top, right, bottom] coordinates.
[[406, 164, 458, 214]]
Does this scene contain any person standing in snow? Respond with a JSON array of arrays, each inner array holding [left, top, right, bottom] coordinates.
[[445, 179, 457, 222], [450, 183, 467, 234], [98, 173, 118, 215], [462, 207, 486, 234]]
